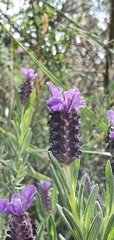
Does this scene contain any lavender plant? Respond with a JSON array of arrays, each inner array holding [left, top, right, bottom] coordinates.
[[45, 82, 114, 240], [1, 24, 114, 240]]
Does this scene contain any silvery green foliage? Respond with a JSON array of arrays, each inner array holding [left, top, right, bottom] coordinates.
[[49, 152, 114, 240]]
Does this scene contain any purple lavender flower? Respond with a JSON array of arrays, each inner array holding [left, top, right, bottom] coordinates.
[[18, 47, 24, 54], [81, 169, 91, 193], [107, 110, 114, 155], [38, 181, 52, 214], [81, 169, 103, 207], [17, 47, 24, 61], [46, 82, 86, 165], [0, 185, 37, 240], [20, 68, 37, 104]]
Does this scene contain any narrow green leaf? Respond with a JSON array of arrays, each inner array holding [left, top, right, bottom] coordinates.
[[27, 163, 52, 182], [70, 159, 80, 195], [14, 86, 22, 114], [84, 184, 99, 236], [94, 201, 103, 219], [24, 90, 36, 114], [62, 207, 83, 240], [105, 161, 114, 214], [81, 107, 108, 133], [77, 174, 87, 219], [11, 120, 19, 145], [4, 131, 17, 144], [103, 214, 114, 240], [7, 135, 17, 156], [21, 107, 33, 134], [59, 234, 66, 240], [50, 165, 70, 209], [107, 227, 114, 240], [57, 204, 75, 238], [65, 231, 73, 240], [49, 152, 71, 195], [36, 192, 46, 221], [20, 128, 31, 153], [26, 147, 47, 163], [52, 184, 58, 216], [87, 212, 102, 240], [47, 215, 57, 240], [36, 224, 44, 240], [82, 150, 111, 156]]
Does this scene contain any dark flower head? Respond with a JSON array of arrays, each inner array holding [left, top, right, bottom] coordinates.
[[38, 181, 52, 214], [20, 68, 37, 104], [46, 82, 86, 165], [107, 110, 114, 155], [0, 186, 37, 240]]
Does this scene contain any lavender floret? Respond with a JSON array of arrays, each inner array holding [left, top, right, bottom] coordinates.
[[20, 68, 37, 104], [38, 181, 52, 214]]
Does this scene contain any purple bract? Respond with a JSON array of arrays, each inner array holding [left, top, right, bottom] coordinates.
[[18, 47, 24, 54], [0, 185, 37, 216], [20, 68, 37, 81], [38, 180, 52, 191], [46, 82, 86, 113], [107, 110, 114, 126]]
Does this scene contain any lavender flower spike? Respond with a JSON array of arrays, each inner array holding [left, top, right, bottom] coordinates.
[[18, 47, 24, 54], [107, 110, 114, 155], [17, 47, 24, 61], [38, 181, 52, 214], [0, 185, 37, 240], [46, 82, 86, 165], [20, 68, 37, 104]]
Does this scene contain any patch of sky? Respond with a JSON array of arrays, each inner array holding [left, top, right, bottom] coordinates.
[[52, 46, 57, 55], [52, 0, 66, 9], [96, 51, 105, 64], [39, 1, 43, 7], [90, 0, 109, 31], [58, 45, 66, 53], [76, 36, 81, 44], [55, 31, 65, 41]]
